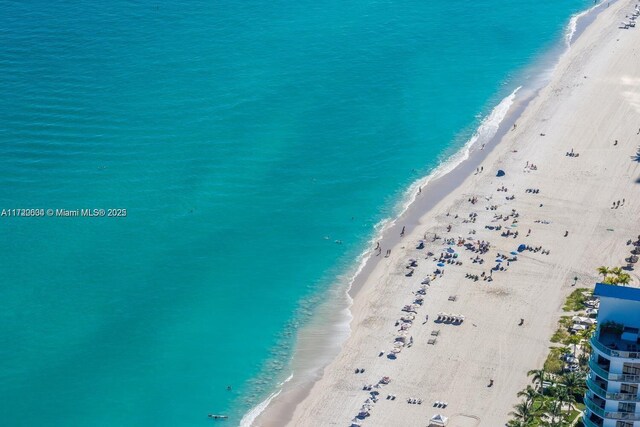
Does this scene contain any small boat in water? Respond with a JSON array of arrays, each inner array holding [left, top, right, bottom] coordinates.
[[208, 414, 228, 420]]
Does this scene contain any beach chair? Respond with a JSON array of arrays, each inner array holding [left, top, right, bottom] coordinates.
[[427, 338, 437, 345]]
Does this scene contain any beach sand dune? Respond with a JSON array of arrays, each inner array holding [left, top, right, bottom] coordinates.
[[256, 1, 640, 425]]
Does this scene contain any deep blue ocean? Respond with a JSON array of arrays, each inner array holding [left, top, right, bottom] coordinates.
[[0, 0, 593, 425]]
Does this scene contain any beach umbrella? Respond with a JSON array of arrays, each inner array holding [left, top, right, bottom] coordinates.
[[429, 414, 449, 426], [446, 248, 455, 254], [510, 251, 518, 255], [437, 263, 445, 267], [517, 244, 526, 252], [496, 169, 505, 177], [495, 259, 503, 263]]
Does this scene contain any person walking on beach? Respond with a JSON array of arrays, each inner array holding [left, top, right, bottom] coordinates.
[[386, 249, 391, 257], [400, 226, 405, 237]]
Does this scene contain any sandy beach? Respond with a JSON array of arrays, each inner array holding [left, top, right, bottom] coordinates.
[[254, 1, 640, 425]]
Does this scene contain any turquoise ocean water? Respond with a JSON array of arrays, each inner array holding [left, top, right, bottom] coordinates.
[[0, 1, 594, 425]]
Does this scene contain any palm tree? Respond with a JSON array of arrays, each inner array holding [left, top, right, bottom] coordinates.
[[510, 399, 534, 423], [566, 336, 581, 359], [517, 385, 538, 403], [555, 386, 569, 412], [610, 266, 623, 276], [564, 392, 577, 414], [617, 272, 631, 286], [527, 369, 546, 393], [544, 400, 563, 425], [561, 372, 586, 400], [597, 266, 610, 280]]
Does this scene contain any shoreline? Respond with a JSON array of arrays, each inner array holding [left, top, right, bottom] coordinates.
[[246, 1, 623, 425]]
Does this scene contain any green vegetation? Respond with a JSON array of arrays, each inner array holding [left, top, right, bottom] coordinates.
[[543, 348, 566, 375], [550, 328, 569, 344], [562, 288, 590, 312], [506, 370, 587, 427], [507, 287, 594, 426], [597, 266, 632, 286]]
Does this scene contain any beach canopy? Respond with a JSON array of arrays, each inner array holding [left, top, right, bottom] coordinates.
[[496, 169, 505, 177], [429, 414, 449, 426]]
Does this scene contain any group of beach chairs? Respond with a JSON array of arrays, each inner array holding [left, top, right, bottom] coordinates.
[[435, 313, 464, 324], [619, 5, 639, 29]]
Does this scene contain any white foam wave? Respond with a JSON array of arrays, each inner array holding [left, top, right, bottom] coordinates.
[[565, 1, 605, 46], [366, 85, 521, 247], [395, 85, 521, 224], [239, 374, 294, 427]]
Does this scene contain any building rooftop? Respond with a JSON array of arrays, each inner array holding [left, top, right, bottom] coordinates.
[[593, 283, 640, 302]]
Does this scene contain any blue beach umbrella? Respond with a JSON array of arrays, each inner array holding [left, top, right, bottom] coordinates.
[[496, 169, 505, 177], [510, 251, 518, 255], [437, 263, 445, 267]]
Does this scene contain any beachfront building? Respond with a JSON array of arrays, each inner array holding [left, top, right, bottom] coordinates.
[[584, 283, 640, 427]]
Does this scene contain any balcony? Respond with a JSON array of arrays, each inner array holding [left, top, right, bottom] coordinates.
[[588, 355, 640, 383], [591, 334, 640, 360], [589, 356, 611, 379], [584, 394, 606, 418], [581, 415, 603, 427], [586, 378, 608, 399], [584, 394, 640, 420], [587, 377, 640, 402]]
